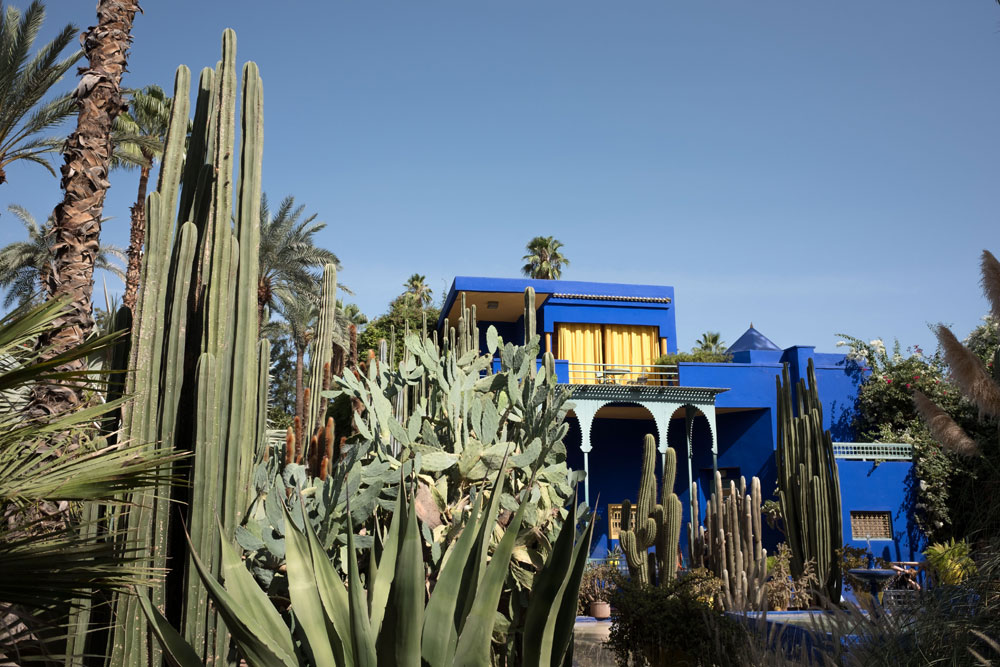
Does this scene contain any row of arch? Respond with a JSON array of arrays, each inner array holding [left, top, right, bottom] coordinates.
[[569, 396, 721, 522]]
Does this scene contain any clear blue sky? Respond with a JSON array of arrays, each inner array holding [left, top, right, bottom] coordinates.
[[2, 1, 997, 353]]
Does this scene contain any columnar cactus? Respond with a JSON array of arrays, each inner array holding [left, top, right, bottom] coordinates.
[[695, 471, 768, 610], [304, 264, 338, 443], [106, 30, 269, 665], [619, 434, 683, 585], [776, 358, 843, 603]]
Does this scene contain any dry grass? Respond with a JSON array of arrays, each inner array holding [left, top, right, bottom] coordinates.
[[936, 324, 1000, 418], [981, 250, 1000, 325], [912, 390, 980, 457]]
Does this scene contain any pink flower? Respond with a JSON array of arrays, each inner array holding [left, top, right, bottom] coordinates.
[[886, 378, 893, 384], [906, 383, 911, 389], [913, 375, 920, 380]]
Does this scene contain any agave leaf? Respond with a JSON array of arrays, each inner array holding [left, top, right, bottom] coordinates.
[[282, 507, 338, 666], [521, 499, 581, 665], [392, 481, 424, 665], [368, 482, 403, 636], [346, 510, 378, 667], [302, 505, 353, 666], [422, 492, 483, 666], [452, 483, 531, 666], [187, 529, 297, 666], [137, 594, 202, 667], [454, 453, 509, 633], [550, 509, 596, 663]]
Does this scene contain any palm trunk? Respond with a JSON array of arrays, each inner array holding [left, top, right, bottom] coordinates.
[[257, 277, 269, 333], [31, 0, 140, 416], [295, 343, 305, 426], [122, 161, 151, 311]]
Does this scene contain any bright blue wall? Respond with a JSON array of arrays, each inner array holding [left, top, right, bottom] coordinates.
[[837, 459, 922, 562]]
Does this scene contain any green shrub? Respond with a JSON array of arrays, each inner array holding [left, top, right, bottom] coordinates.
[[654, 351, 732, 365], [607, 568, 735, 666]]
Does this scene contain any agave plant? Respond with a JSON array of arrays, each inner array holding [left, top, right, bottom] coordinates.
[[143, 459, 593, 666]]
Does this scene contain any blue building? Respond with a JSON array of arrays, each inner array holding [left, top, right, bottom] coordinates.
[[439, 276, 921, 564]]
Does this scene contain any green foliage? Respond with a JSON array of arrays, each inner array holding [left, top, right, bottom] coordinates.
[[654, 350, 732, 365], [110, 84, 173, 171], [0, 300, 180, 660], [148, 466, 595, 666], [241, 291, 585, 654], [924, 538, 976, 586], [0, 1, 82, 184], [578, 561, 618, 608], [0, 204, 126, 309], [838, 330, 995, 542], [403, 273, 433, 308], [606, 569, 730, 667], [264, 325, 297, 421], [258, 192, 340, 321], [357, 292, 439, 363], [693, 331, 726, 354], [521, 236, 569, 280]]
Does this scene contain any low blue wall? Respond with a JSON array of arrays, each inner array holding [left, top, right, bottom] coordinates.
[[837, 458, 922, 562]]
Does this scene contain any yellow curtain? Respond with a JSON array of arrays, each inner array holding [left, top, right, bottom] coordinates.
[[603, 325, 660, 382], [556, 323, 603, 384]]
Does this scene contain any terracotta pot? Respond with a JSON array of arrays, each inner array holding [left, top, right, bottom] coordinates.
[[589, 601, 611, 620]]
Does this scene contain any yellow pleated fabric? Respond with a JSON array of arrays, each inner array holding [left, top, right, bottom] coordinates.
[[603, 325, 660, 382], [556, 323, 603, 384]]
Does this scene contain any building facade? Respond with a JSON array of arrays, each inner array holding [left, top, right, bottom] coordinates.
[[439, 276, 922, 564]]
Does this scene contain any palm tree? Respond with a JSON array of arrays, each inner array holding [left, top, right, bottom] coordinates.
[[521, 236, 569, 280], [0, 2, 81, 186], [33, 0, 140, 416], [258, 193, 340, 327], [111, 85, 173, 311], [337, 299, 368, 326], [280, 295, 318, 426], [403, 273, 433, 308], [0, 205, 125, 310], [694, 331, 726, 354]]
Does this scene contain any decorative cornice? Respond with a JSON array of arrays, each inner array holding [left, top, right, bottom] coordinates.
[[551, 293, 671, 304], [568, 384, 727, 403]]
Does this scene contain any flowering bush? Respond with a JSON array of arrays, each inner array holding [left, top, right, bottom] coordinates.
[[837, 326, 995, 542]]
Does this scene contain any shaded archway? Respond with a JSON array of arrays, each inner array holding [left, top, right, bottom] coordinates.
[[572, 402, 660, 559]]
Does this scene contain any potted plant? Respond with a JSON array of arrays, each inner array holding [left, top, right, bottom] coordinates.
[[579, 561, 617, 619]]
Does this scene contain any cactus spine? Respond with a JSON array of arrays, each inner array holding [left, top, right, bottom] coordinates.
[[776, 358, 843, 603], [107, 31, 267, 665], [619, 434, 683, 585]]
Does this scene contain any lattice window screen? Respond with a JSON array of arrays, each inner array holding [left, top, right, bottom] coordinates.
[[608, 503, 638, 541], [850, 510, 893, 540]]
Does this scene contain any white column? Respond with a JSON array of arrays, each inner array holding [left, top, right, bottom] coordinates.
[[573, 400, 599, 509], [653, 403, 678, 478], [699, 403, 718, 473], [685, 405, 697, 539]]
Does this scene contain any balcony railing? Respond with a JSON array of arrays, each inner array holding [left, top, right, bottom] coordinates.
[[566, 362, 679, 386]]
